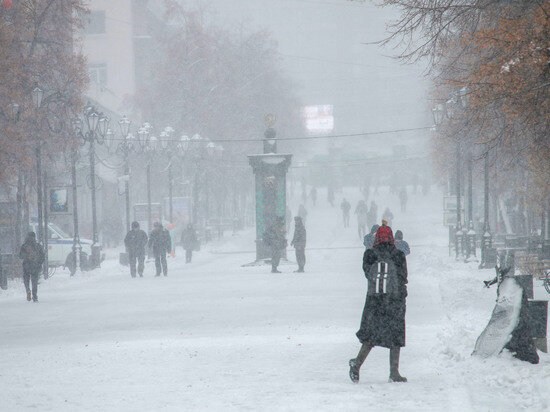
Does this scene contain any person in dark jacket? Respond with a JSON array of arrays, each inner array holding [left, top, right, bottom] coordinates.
[[394, 230, 410, 256], [363, 224, 380, 250], [341, 198, 351, 228], [124, 221, 148, 278], [148, 222, 171, 277], [263, 217, 287, 273], [181, 223, 198, 263], [19, 232, 45, 302], [350, 223, 408, 383], [291, 216, 306, 273]]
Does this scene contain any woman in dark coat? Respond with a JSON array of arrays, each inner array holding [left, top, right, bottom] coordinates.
[[181, 223, 198, 263], [349, 223, 408, 383]]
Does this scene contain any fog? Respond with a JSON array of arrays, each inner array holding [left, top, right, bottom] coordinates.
[[1, 1, 548, 410]]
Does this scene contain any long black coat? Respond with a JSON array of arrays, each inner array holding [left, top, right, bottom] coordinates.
[[181, 227, 197, 250], [356, 243, 408, 348], [124, 229, 148, 257]]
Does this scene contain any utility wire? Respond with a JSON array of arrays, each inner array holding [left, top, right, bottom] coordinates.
[[105, 126, 432, 143]]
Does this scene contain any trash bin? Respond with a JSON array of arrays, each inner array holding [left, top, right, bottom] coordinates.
[[119, 252, 129, 266], [528, 300, 548, 353], [515, 274, 533, 299]]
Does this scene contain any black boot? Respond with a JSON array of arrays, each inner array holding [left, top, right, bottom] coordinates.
[[349, 359, 360, 383], [349, 343, 372, 383], [389, 347, 407, 382]]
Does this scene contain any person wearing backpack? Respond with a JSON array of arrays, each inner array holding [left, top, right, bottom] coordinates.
[[349, 222, 408, 383], [19, 232, 45, 302]]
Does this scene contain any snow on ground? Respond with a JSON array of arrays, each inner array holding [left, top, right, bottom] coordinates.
[[1, 186, 549, 411]]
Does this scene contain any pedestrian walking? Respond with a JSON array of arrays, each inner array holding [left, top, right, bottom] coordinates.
[[19, 232, 45, 302], [367, 201, 378, 228], [148, 222, 171, 277], [263, 216, 287, 273], [327, 186, 335, 207], [341, 198, 351, 228], [355, 200, 368, 239], [399, 188, 408, 212], [394, 230, 410, 256], [310, 187, 317, 207], [349, 223, 408, 383], [124, 221, 148, 278], [363, 224, 380, 250], [291, 216, 306, 272], [181, 223, 198, 263]]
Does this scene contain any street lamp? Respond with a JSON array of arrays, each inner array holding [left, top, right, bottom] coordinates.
[[117, 115, 133, 233], [137, 124, 157, 232], [82, 106, 109, 268], [31, 86, 47, 277], [70, 117, 84, 275]]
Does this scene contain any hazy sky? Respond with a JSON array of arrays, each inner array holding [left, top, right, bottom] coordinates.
[[181, 0, 430, 155]]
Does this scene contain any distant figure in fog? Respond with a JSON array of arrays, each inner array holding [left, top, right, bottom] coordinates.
[[264, 217, 287, 273], [341, 198, 351, 228], [124, 221, 148, 278], [291, 216, 306, 273], [399, 187, 408, 212], [363, 224, 380, 250], [327, 186, 335, 207], [310, 187, 318, 207], [181, 223, 198, 263], [148, 222, 171, 277], [382, 207, 394, 228], [367, 201, 378, 228], [350, 223, 408, 383], [394, 230, 410, 256], [355, 200, 369, 239], [19, 232, 45, 302], [298, 204, 308, 225]]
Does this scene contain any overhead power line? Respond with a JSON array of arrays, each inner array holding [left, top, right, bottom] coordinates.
[[106, 126, 432, 144]]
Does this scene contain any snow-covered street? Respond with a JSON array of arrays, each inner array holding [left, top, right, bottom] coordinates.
[[2, 187, 549, 411]]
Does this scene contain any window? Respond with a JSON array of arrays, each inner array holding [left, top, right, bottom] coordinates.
[[83, 10, 106, 35], [88, 64, 108, 88]]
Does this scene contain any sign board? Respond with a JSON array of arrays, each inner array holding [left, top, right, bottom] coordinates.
[[164, 197, 191, 227], [133, 203, 162, 231], [444, 195, 464, 211], [443, 211, 465, 227], [49, 188, 70, 213], [302, 105, 334, 134]]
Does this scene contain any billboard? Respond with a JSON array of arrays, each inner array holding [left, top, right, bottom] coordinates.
[[302, 105, 334, 134], [49, 188, 69, 213]]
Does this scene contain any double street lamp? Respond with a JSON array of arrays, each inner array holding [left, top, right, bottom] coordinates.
[[74, 105, 110, 268]]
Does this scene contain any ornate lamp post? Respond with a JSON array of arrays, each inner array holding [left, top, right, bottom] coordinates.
[[138, 123, 156, 232], [31, 86, 44, 248], [81, 105, 109, 268], [117, 115, 133, 233]]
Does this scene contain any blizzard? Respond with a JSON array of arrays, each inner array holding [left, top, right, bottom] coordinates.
[[2, 186, 548, 411]]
